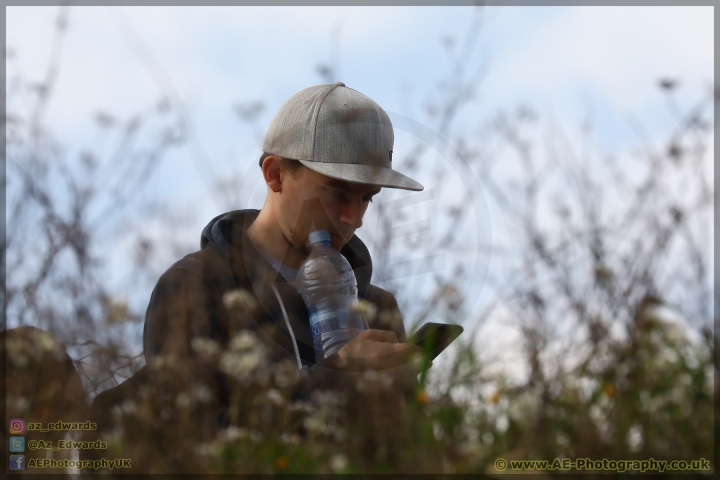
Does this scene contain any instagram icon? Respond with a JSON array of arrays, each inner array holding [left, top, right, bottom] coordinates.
[[9, 418, 25, 434]]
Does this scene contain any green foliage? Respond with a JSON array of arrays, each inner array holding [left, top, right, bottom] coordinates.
[[5, 292, 711, 475]]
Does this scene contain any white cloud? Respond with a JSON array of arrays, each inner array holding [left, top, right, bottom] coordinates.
[[481, 7, 712, 121]]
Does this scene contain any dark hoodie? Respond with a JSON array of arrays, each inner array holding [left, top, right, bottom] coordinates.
[[80, 210, 410, 470], [143, 209, 407, 370]]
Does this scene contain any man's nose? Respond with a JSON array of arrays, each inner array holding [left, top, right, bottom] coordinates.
[[339, 199, 363, 229]]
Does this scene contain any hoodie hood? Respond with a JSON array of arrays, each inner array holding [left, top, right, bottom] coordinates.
[[199, 209, 374, 368], [200, 209, 373, 299]]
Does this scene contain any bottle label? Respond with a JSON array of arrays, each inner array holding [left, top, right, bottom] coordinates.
[[309, 309, 345, 338], [309, 311, 365, 338]]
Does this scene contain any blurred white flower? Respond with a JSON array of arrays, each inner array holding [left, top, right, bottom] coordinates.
[[378, 310, 402, 329], [274, 359, 302, 388], [312, 390, 347, 408], [303, 401, 341, 437], [7, 333, 66, 364], [433, 284, 462, 310], [220, 350, 263, 382], [36, 330, 62, 355], [138, 386, 153, 400], [191, 337, 221, 358], [350, 299, 377, 322], [495, 415, 509, 434], [10, 353, 29, 369], [104, 297, 130, 325], [11, 396, 29, 412], [152, 354, 177, 369], [356, 371, 393, 393], [266, 388, 285, 406], [433, 421, 444, 440], [223, 289, 258, 311], [6, 338, 25, 358], [176, 393, 193, 409], [192, 385, 213, 403], [253, 388, 285, 407], [666, 325, 686, 345], [219, 426, 248, 442], [288, 401, 314, 414], [197, 441, 222, 457], [556, 431, 570, 447], [304, 415, 332, 435], [279, 433, 301, 445], [112, 400, 137, 419], [229, 331, 258, 351], [121, 400, 137, 415], [220, 332, 269, 384], [626, 424, 644, 451], [330, 454, 348, 473]]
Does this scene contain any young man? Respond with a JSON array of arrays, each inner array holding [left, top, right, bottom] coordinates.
[[81, 83, 435, 472], [143, 82, 427, 381]]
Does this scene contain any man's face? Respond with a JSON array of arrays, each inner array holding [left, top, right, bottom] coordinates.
[[278, 165, 381, 252]]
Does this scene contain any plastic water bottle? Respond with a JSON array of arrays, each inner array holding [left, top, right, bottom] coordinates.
[[297, 230, 367, 361]]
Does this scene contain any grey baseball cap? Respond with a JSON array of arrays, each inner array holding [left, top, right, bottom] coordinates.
[[262, 82, 424, 191]]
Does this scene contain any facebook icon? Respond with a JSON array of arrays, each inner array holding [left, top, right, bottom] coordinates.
[[9, 455, 25, 470]]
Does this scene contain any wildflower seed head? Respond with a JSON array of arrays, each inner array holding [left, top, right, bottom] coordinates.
[[229, 331, 259, 351], [223, 289, 258, 311], [191, 337, 221, 358], [219, 426, 248, 443], [350, 299, 378, 322], [192, 385, 213, 403], [330, 453, 348, 472], [176, 393, 193, 408]]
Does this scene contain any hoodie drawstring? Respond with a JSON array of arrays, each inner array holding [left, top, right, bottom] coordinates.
[[271, 284, 303, 370]]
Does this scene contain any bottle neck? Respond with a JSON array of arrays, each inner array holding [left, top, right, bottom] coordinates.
[[308, 230, 331, 246], [310, 241, 331, 248]]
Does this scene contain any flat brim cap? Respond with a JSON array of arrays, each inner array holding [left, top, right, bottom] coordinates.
[[263, 82, 424, 191]]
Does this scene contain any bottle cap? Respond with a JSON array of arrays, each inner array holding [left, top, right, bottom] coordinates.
[[308, 230, 331, 245]]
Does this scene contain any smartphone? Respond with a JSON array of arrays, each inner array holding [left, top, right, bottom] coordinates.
[[408, 322, 464, 361]]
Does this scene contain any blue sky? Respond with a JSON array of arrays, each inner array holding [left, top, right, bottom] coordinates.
[[6, 6, 714, 367], [7, 6, 712, 154]]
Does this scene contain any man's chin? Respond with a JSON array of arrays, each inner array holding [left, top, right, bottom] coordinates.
[[330, 232, 350, 250]]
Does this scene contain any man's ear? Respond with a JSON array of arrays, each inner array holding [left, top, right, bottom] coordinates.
[[262, 155, 283, 193]]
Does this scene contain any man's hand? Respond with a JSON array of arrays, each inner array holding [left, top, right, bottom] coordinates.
[[333, 329, 432, 374], [333, 329, 431, 398], [307, 329, 431, 405]]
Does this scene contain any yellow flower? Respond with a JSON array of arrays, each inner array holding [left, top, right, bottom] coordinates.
[[274, 455, 290, 470], [602, 383, 615, 397]]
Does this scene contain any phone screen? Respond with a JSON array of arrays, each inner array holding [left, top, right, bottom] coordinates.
[[409, 322, 464, 361]]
